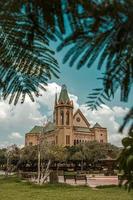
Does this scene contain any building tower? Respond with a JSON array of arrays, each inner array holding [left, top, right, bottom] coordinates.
[[54, 84, 74, 146]]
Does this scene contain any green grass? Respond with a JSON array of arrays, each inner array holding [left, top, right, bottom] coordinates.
[[0, 176, 133, 200]]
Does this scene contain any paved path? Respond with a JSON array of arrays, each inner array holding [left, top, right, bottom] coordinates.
[[0, 170, 5, 175], [59, 176, 118, 187]]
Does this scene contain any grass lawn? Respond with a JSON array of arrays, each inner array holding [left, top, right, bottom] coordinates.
[[0, 176, 133, 200]]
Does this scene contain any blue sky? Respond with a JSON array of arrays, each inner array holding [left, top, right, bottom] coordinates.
[[50, 40, 132, 108], [0, 2, 132, 150], [0, 27, 132, 148]]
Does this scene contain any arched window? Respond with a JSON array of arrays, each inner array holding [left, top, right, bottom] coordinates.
[[60, 110, 64, 125], [66, 110, 70, 125], [56, 111, 58, 125]]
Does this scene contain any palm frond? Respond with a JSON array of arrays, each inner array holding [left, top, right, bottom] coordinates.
[[0, 12, 59, 105], [119, 107, 133, 134], [87, 88, 110, 110], [57, 0, 133, 107]]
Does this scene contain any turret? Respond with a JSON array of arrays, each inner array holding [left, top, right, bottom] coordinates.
[[54, 84, 73, 127]]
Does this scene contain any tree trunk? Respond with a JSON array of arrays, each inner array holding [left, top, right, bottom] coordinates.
[[40, 159, 51, 185], [5, 157, 9, 177], [81, 160, 84, 172], [49, 170, 58, 184], [37, 148, 41, 184]]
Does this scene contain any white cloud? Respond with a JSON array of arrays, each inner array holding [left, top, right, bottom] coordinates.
[[112, 106, 129, 117], [79, 104, 129, 146], [9, 132, 22, 139], [0, 82, 129, 148]]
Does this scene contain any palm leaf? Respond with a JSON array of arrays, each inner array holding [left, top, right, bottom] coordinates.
[[0, 12, 59, 105]]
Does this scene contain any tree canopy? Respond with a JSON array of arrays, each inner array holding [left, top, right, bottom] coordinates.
[[0, 0, 132, 108]]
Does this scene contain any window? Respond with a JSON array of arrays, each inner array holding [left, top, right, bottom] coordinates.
[[100, 139, 103, 143], [29, 142, 33, 146], [66, 135, 70, 145], [76, 117, 80, 122], [66, 111, 70, 125], [56, 136, 58, 144], [60, 110, 64, 125], [74, 140, 76, 145], [101, 134, 103, 136], [56, 111, 58, 125]]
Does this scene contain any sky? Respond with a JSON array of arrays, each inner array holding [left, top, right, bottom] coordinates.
[[0, 38, 132, 149]]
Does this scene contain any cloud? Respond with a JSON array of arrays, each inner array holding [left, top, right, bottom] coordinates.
[[0, 82, 130, 148], [79, 104, 129, 146], [9, 132, 22, 139], [112, 106, 129, 117]]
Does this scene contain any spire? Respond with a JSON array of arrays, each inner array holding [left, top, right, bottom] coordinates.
[[58, 84, 70, 103], [93, 123, 101, 128], [54, 91, 57, 107]]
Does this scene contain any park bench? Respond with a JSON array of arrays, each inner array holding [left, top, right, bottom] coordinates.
[[76, 173, 87, 184], [118, 174, 130, 184], [64, 171, 87, 184], [18, 172, 37, 179]]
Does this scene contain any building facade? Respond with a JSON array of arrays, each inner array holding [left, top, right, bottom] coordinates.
[[25, 85, 108, 146]]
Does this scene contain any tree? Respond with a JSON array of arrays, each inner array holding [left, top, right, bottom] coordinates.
[[67, 141, 120, 171], [118, 131, 133, 191], [0, 148, 6, 169], [5, 145, 20, 177], [38, 141, 67, 185], [20, 145, 38, 170], [0, 0, 132, 189], [0, 1, 132, 108]]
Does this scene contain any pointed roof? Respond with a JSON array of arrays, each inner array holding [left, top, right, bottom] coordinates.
[[93, 123, 101, 128], [28, 123, 56, 135], [58, 84, 70, 103], [29, 126, 44, 134], [45, 122, 56, 133], [54, 92, 57, 106], [73, 109, 90, 127]]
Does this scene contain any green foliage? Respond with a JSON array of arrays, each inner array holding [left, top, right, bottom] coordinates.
[[122, 137, 133, 148], [0, 0, 132, 107], [20, 145, 38, 162], [67, 141, 120, 162], [0, 0, 132, 189], [57, 0, 133, 109], [0, 148, 6, 165], [87, 88, 110, 110], [118, 127, 133, 191], [40, 142, 68, 162], [0, 1, 60, 105]]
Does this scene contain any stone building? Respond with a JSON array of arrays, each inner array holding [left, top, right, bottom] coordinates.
[[25, 85, 108, 146]]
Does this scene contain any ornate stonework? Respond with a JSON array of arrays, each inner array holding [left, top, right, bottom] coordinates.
[[25, 85, 108, 146]]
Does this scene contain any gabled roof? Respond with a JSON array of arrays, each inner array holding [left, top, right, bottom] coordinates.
[[29, 126, 44, 134], [93, 123, 101, 128], [58, 84, 70, 103], [28, 122, 56, 135], [73, 109, 90, 127], [45, 122, 56, 133]]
